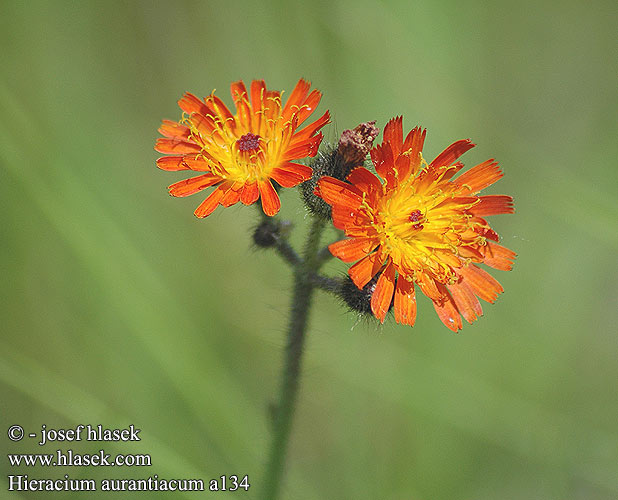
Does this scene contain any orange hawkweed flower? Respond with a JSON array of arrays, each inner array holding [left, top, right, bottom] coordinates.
[[316, 117, 515, 331], [155, 79, 330, 217]]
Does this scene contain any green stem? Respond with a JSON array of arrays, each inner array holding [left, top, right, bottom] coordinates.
[[274, 238, 302, 267], [262, 216, 326, 499]]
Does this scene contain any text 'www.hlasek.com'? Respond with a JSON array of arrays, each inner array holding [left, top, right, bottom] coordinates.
[[6, 424, 250, 493]]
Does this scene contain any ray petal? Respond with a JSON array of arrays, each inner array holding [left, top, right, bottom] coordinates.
[[432, 288, 463, 332], [258, 180, 281, 216], [430, 139, 475, 167], [240, 182, 259, 205], [371, 261, 396, 323], [447, 281, 483, 324], [349, 252, 383, 289], [481, 242, 517, 271], [281, 79, 311, 121], [394, 277, 417, 326], [194, 184, 228, 218], [315, 177, 362, 209], [168, 174, 220, 197], [458, 264, 504, 303], [383, 116, 403, 157], [455, 159, 503, 193], [470, 195, 515, 216], [329, 238, 377, 263]]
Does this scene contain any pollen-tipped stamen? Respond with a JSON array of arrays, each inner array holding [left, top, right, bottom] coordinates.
[[237, 132, 261, 152], [408, 209, 425, 230]]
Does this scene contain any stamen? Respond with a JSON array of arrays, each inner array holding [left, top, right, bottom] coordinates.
[[409, 209, 424, 230], [237, 133, 261, 152], [409, 209, 422, 222]]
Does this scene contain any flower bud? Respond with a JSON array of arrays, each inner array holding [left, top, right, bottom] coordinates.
[[253, 219, 288, 248], [338, 275, 393, 318], [300, 121, 379, 219], [337, 121, 379, 170]]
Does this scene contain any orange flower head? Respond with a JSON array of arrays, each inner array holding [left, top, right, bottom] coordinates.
[[316, 117, 516, 331], [155, 79, 330, 217]]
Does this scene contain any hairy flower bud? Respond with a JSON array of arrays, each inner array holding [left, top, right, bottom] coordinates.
[[301, 121, 379, 219], [338, 275, 393, 318], [253, 219, 285, 248]]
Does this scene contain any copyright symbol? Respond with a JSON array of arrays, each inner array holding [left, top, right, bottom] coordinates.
[[8, 425, 24, 442]]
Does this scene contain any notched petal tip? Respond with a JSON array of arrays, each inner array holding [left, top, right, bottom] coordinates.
[[470, 195, 515, 216]]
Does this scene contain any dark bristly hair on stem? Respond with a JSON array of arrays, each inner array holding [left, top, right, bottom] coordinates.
[[261, 121, 379, 499]]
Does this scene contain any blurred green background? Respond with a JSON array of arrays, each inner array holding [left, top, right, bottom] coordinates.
[[1, 0, 617, 499]]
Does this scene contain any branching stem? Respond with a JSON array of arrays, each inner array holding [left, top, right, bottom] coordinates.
[[261, 215, 327, 499]]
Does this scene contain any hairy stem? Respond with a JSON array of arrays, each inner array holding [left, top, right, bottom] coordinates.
[[261, 215, 326, 499], [274, 238, 302, 267], [310, 274, 342, 294]]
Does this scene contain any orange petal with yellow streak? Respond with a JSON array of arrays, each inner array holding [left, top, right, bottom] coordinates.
[[394, 153, 412, 185], [262, 90, 282, 121], [434, 249, 463, 269], [250, 80, 266, 128], [187, 112, 217, 138], [182, 156, 212, 172], [208, 94, 236, 128], [440, 161, 465, 181], [471, 219, 500, 242], [458, 245, 484, 261]]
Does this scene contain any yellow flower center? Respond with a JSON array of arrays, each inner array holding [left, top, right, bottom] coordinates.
[[365, 171, 480, 284], [183, 94, 292, 185]]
